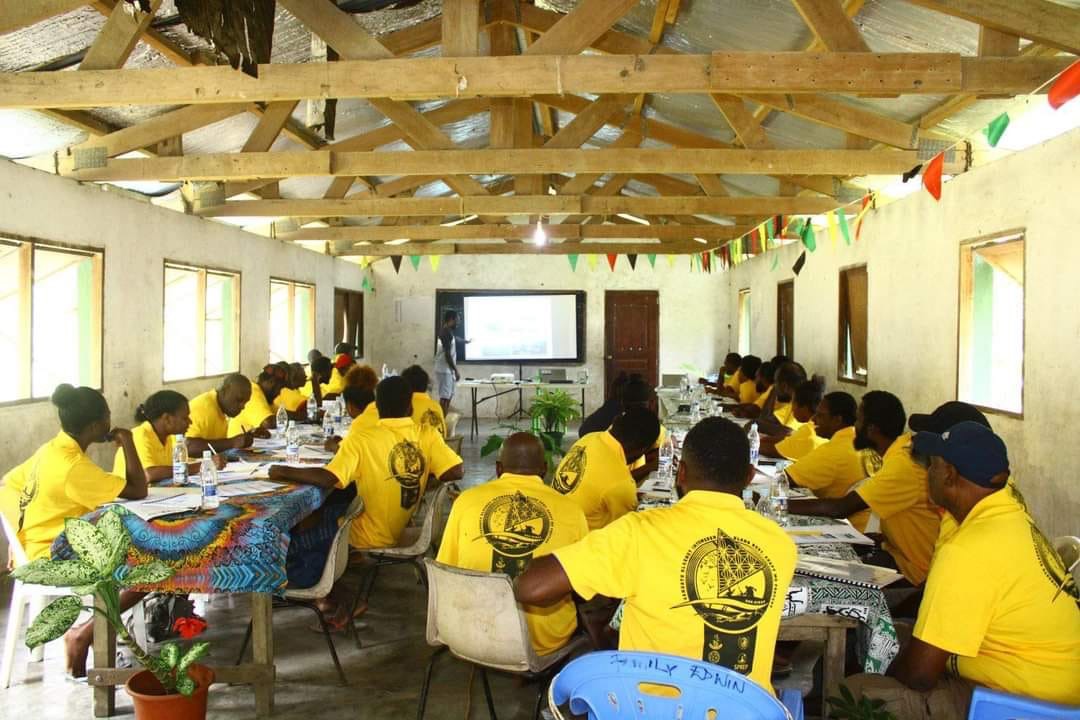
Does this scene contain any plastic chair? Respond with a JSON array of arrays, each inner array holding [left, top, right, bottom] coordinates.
[[548, 650, 800, 720], [235, 496, 365, 685], [1054, 536, 1080, 576], [417, 560, 586, 720], [444, 412, 461, 440], [967, 686, 1080, 719]]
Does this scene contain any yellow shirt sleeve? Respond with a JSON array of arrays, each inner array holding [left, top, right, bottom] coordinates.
[[229, 385, 275, 436], [65, 456, 126, 509], [739, 380, 759, 404], [913, 542, 991, 656], [754, 385, 773, 408], [855, 463, 922, 520], [424, 431, 463, 479], [776, 424, 823, 462], [555, 513, 640, 601], [326, 433, 364, 490], [724, 371, 742, 391]]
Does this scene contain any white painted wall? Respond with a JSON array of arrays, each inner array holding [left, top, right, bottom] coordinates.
[[363, 254, 730, 417], [723, 127, 1080, 538], [0, 159, 364, 487]]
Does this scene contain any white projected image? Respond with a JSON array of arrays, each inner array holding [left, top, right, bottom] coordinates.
[[463, 294, 578, 361]]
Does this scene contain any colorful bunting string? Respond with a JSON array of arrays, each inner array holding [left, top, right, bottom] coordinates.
[[922, 152, 945, 201], [826, 211, 840, 248], [1048, 59, 1080, 110], [837, 210, 852, 245]]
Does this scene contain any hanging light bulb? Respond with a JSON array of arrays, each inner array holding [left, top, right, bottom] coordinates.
[[531, 218, 547, 246]]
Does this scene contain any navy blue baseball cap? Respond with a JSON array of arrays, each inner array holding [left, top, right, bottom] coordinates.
[[912, 421, 1009, 487]]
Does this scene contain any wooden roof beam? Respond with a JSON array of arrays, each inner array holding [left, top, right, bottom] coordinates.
[[79, 0, 160, 70], [337, 241, 724, 256], [284, 222, 749, 243], [790, 0, 870, 52], [903, 0, 1080, 55], [1, 0, 88, 36]]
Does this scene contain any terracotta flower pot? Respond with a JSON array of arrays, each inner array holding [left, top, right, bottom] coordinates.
[[125, 664, 214, 720]]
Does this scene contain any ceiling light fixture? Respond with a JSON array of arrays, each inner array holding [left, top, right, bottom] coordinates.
[[532, 218, 547, 246]]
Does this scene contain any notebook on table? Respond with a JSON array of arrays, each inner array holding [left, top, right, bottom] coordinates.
[[795, 556, 905, 589]]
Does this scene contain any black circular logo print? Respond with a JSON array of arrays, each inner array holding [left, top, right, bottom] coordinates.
[[479, 491, 553, 557], [675, 530, 776, 634], [552, 445, 587, 495]]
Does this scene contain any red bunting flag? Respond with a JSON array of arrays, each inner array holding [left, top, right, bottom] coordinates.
[[922, 152, 944, 201], [606, 253, 618, 271], [701, 251, 711, 273], [1049, 59, 1080, 110], [855, 195, 871, 241]]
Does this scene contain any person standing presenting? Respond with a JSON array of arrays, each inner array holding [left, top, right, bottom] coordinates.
[[434, 310, 468, 413]]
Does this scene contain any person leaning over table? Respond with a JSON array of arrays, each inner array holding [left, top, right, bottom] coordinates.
[[844, 422, 1080, 717], [552, 407, 660, 531], [185, 373, 259, 456], [227, 364, 288, 437], [787, 391, 940, 589], [269, 376, 463, 629], [760, 378, 826, 461], [621, 379, 668, 482], [515, 416, 796, 694], [113, 389, 226, 483], [754, 362, 809, 436], [0, 384, 148, 678], [437, 432, 589, 656], [274, 362, 309, 416], [578, 371, 632, 437]]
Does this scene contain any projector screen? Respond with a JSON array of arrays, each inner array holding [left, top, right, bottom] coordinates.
[[435, 290, 586, 364]]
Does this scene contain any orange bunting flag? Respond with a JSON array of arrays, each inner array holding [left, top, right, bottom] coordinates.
[[1049, 59, 1080, 110], [922, 153, 944, 201], [855, 195, 871, 241], [606, 254, 618, 271]]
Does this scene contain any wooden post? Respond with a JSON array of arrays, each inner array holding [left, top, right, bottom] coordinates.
[[92, 592, 116, 717], [250, 593, 275, 717]]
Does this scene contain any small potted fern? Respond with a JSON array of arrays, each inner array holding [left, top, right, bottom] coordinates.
[[12, 508, 212, 720]]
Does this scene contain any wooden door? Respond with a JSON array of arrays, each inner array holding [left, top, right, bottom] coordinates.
[[777, 280, 794, 357], [604, 291, 659, 400], [334, 288, 363, 353]]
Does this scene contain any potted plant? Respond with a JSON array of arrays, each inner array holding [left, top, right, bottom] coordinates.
[[528, 389, 582, 446], [12, 508, 212, 720], [480, 422, 565, 475]]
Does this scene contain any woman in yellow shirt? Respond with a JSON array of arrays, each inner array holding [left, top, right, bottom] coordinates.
[[113, 390, 226, 483]]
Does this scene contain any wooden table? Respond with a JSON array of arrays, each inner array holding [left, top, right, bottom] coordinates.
[[779, 614, 858, 720]]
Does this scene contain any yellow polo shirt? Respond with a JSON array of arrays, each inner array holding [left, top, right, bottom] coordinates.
[[775, 422, 825, 461], [786, 426, 879, 532], [754, 385, 773, 409], [739, 380, 760, 405], [228, 382, 275, 436], [855, 433, 939, 585], [359, 392, 447, 437], [1, 432, 125, 561], [552, 431, 636, 530], [772, 402, 804, 432], [187, 390, 230, 441], [113, 421, 174, 479], [915, 489, 1080, 705], [322, 367, 346, 396], [556, 491, 796, 694], [436, 472, 589, 656], [326, 417, 462, 549], [275, 387, 307, 413], [724, 370, 743, 392]]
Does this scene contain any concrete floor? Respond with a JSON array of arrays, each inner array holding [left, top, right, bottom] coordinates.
[[0, 420, 560, 719]]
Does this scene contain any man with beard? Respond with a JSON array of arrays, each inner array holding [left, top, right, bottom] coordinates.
[[788, 391, 939, 587]]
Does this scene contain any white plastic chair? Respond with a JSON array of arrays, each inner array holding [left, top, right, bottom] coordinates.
[[1054, 536, 1080, 577], [417, 560, 586, 720], [444, 412, 461, 440]]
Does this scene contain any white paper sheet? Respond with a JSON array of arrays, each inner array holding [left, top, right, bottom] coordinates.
[[216, 481, 281, 498], [786, 523, 874, 546], [115, 494, 203, 521]]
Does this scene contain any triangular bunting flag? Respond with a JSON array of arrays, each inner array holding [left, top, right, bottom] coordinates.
[[701, 252, 711, 273], [826, 211, 840, 248], [606, 254, 618, 271], [359, 256, 370, 269], [922, 153, 944, 201], [902, 163, 923, 183], [775, 215, 784, 239], [770, 253, 780, 272], [646, 253, 657, 269], [838, 210, 852, 245], [855, 195, 871, 240], [408, 255, 422, 270], [361, 275, 372, 291], [627, 254, 638, 270], [567, 254, 580, 271], [391, 255, 403, 274], [666, 254, 676, 268], [984, 112, 1011, 147], [764, 218, 775, 241], [586, 254, 599, 271], [792, 251, 807, 276], [800, 222, 817, 252], [428, 255, 442, 272], [1048, 59, 1080, 110]]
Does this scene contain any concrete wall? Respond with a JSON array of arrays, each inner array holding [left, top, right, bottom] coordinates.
[[723, 127, 1080, 538], [0, 159, 365, 481], [364, 255, 730, 417]]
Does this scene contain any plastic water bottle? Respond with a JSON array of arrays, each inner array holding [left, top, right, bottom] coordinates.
[[771, 473, 789, 526], [285, 421, 300, 464], [171, 436, 188, 487], [658, 435, 675, 479], [748, 422, 760, 467], [200, 451, 219, 510], [322, 412, 334, 438], [742, 486, 755, 511], [275, 404, 288, 437], [306, 392, 318, 423]]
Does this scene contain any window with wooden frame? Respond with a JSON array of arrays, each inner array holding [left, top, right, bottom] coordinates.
[[958, 232, 1024, 416], [269, 279, 315, 363], [777, 280, 794, 358], [334, 288, 363, 354], [0, 237, 103, 403], [838, 265, 868, 384], [737, 289, 752, 356], [163, 262, 240, 382]]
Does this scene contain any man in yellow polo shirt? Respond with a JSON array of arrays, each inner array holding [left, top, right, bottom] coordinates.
[[700, 352, 742, 396], [437, 433, 588, 656], [754, 362, 808, 435], [360, 365, 446, 437], [186, 373, 256, 456], [516, 417, 796, 693], [762, 379, 825, 461], [789, 391, 939, 587], [845, 422, 1080, 717], [552, 407, 660, 530], [784, 391, 880, 531]]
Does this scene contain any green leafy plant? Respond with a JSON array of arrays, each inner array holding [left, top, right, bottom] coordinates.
[[826, 684, 897, 720], [480, 422, 565, 472], [528, 389, 582, 434], [12, 508, 209, 696]]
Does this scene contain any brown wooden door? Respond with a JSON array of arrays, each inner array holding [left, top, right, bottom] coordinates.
[[334, 288, 364, 353], [604, 290, 659, 400], [777, 280, 794, 357]]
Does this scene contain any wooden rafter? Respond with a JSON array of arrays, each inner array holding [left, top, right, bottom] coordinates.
[[441, 0, 481, 57], [0, 0, 87, 36], [903, 0, 1080, 55], [338, 241, 724, 256], [522, 0, 639, 56], [79, 0, 161, 71], [789, 0, 870, 52], [68, 103, 249, 159], [283, 223, 750, 243]]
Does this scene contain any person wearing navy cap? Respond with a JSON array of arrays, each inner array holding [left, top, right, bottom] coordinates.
[[844, 422, 1080, 718]]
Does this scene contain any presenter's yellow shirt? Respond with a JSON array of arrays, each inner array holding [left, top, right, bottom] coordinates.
[[187, 390, 229, 441], [556, 491, 796, 694], [914, 487, 1080, 705], [1, 432, 125, 561], [775, 422, 825, 461], [754, 385, 773, 409], [275, 387, 307, 413], [326, 417, 462, 549], [724, 370, 743, 392], [113, 421, 174, 479], [436, 473, 589, 656], [738, 380, 759, 404], [786, 426, 879, 532], [855, 433, 939, 585], [360, 392, 447, 437], [228, 382, 275, 436], [552, 431, 636, 530]]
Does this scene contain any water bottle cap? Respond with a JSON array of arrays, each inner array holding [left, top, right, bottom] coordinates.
[[202, 450, 212, 458]]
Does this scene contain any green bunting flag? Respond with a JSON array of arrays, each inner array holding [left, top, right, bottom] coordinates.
[[361, 275, 372, 291], [770, 253, 779, 272], [800, 222, 818, 252], [567, 254, 579, 271], [646, 253, 657, 268], [764, 219, 774, 241], [408, 255, 422, 270], [837, 210, 852, 245], [984, 112, 1011, 148]]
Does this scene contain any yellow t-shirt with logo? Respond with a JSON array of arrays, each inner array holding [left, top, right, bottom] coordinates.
[[786, 426, 879, 532], [275, 387, 307, 413], [855, 433, 939, 585], [915, 487, 1080, 705], [187, 390, 229, 441], [552, 431, 636, 530], [1, 432, 126, 561], [326, 417, 462, 549], [436, 472, 589, 656], [228, 382, 275, 436], [775, 422, 825, 461], [556, 491, 796, 693], [360, 392, 447, 437], [113, 421, 174, 479], [739, 380, 760, 405], [754, 385, 773, 409]]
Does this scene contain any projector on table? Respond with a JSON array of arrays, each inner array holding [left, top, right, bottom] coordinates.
[[489, 373, 516, 383]]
